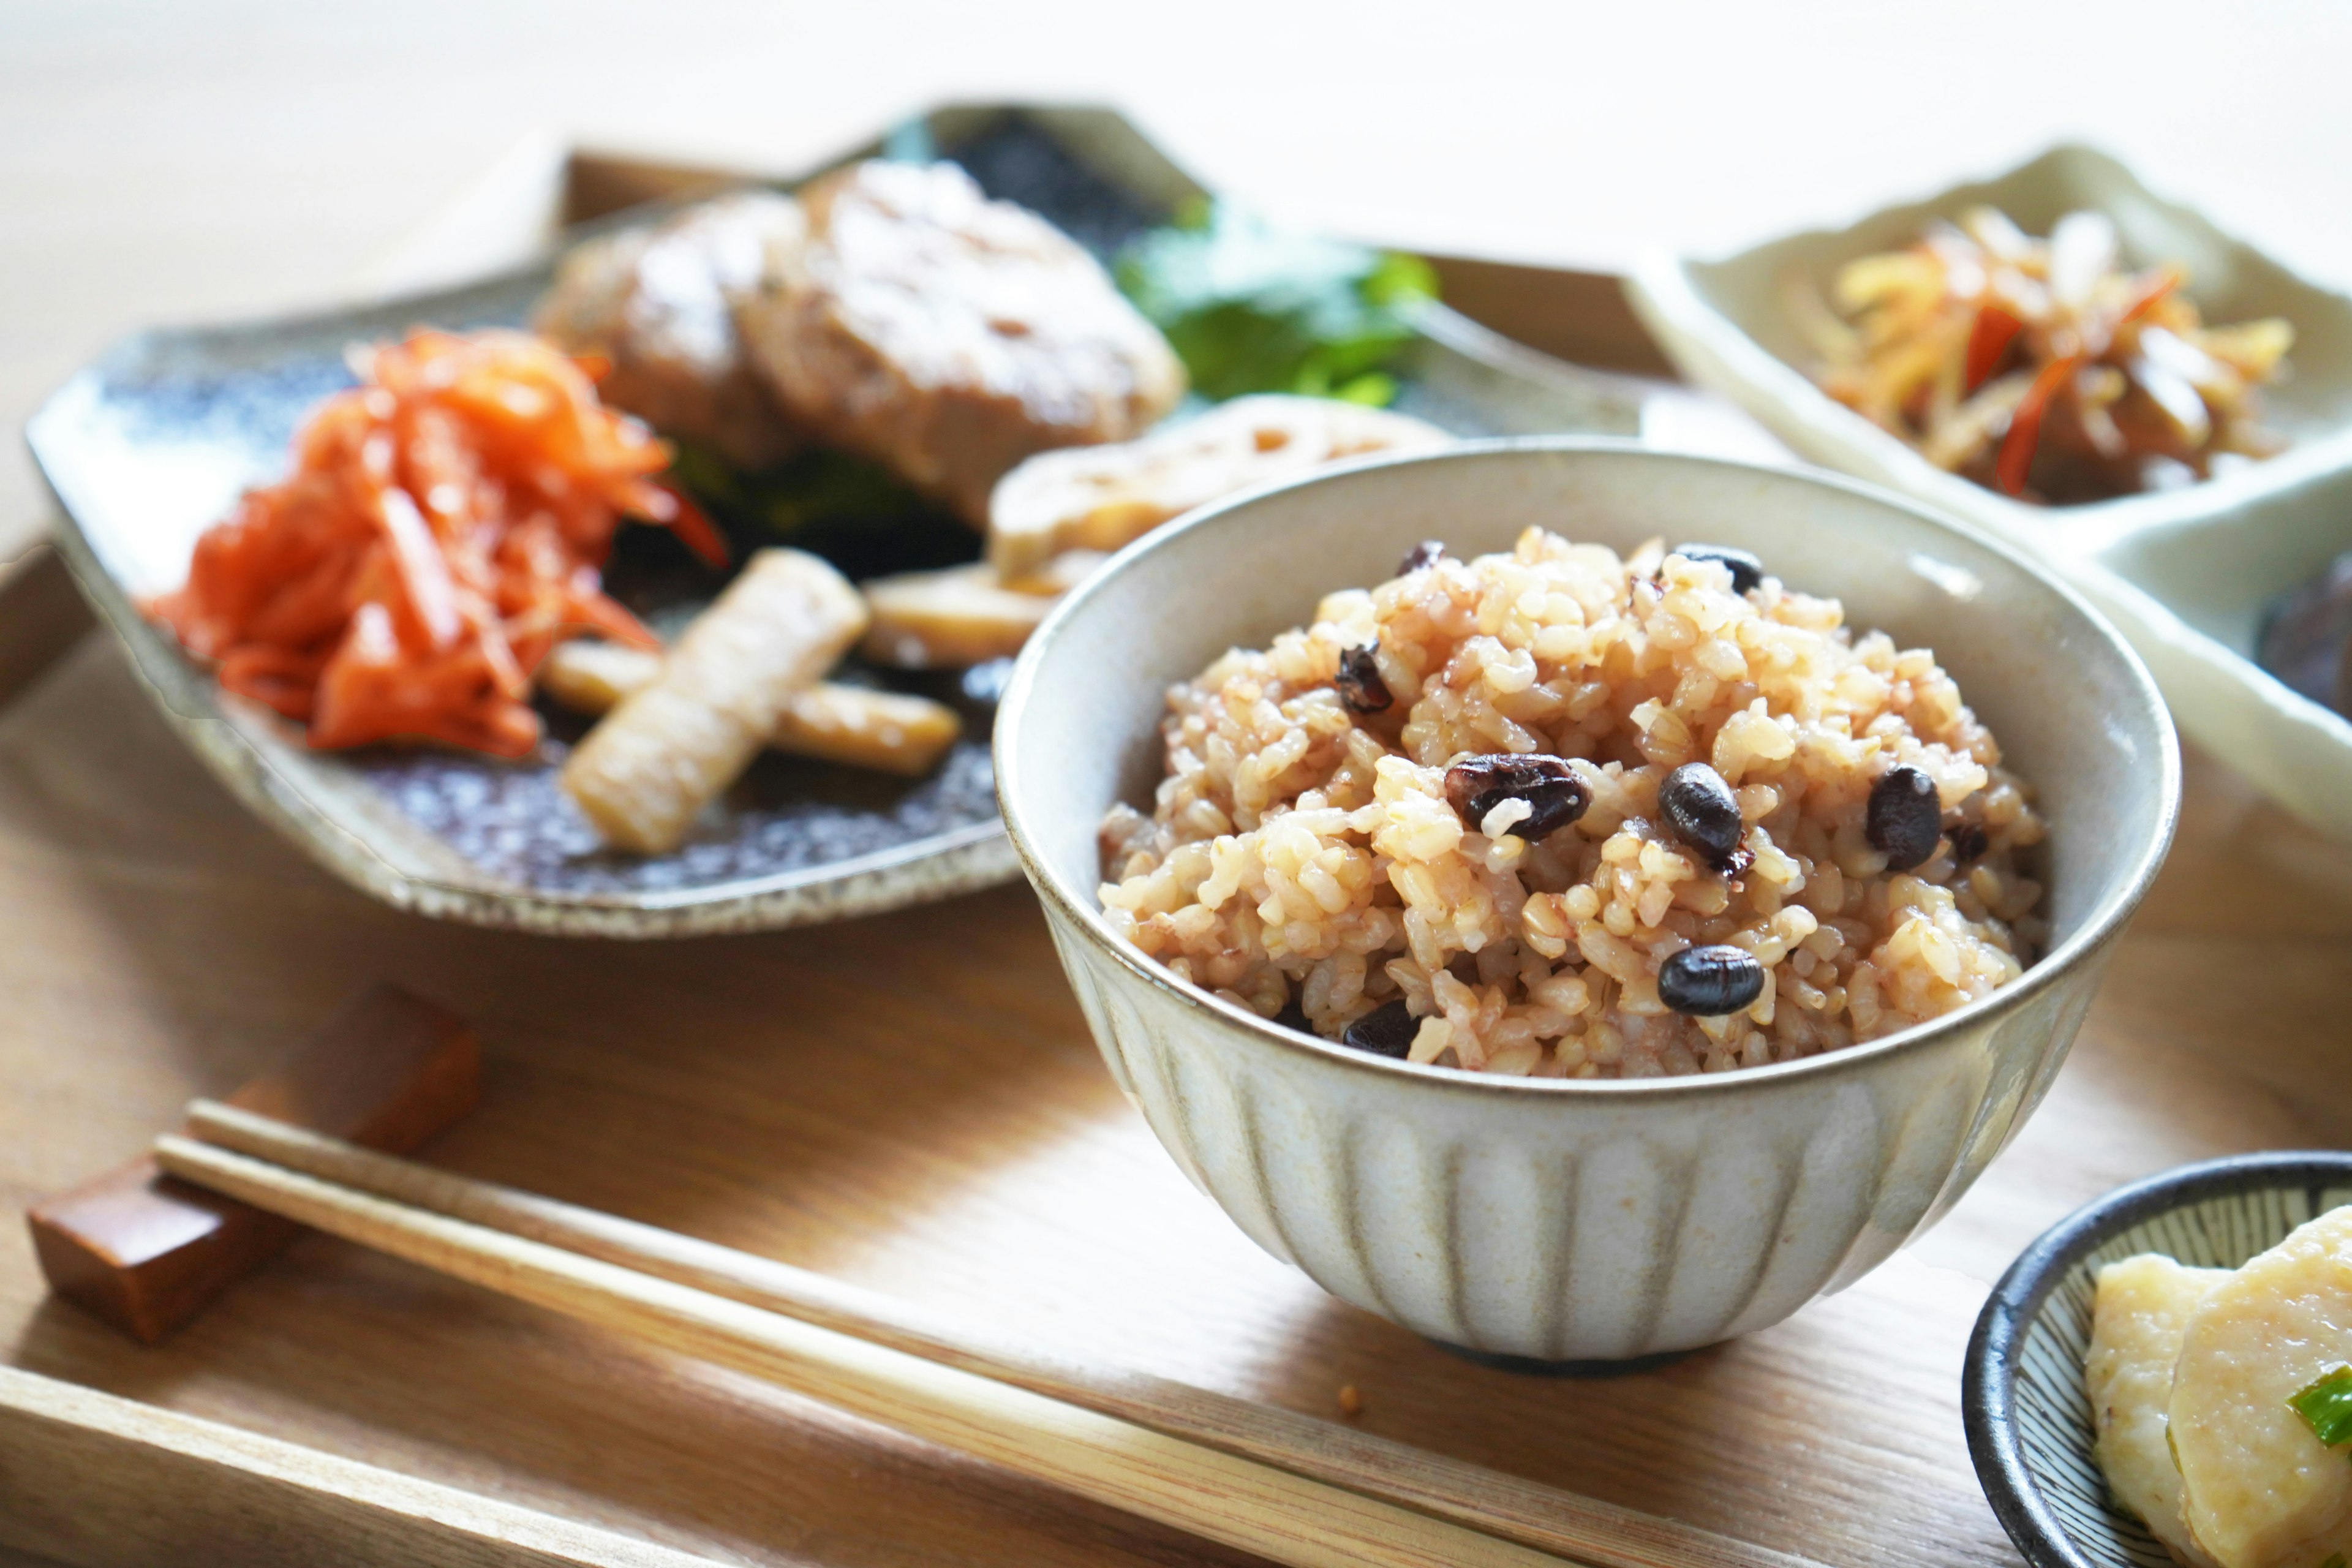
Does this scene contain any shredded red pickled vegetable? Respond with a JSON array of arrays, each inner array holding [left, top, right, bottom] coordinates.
[[147, 328, 726, 757]]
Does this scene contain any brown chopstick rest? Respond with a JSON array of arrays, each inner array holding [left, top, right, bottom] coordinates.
[[25, 984, 478, 1342]]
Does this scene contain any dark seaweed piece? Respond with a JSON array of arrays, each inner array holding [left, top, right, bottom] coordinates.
[[940, 115, 1164, 260], [665, 443, 976, 582], [1336, 645, 1393, 714], [1443, 755, 1591, 840], [1671, 543, 1764, 595], [1868, 765, 1943, 871], [1340, 1000, 1419, 1058], [1657, 945, 1766, 1016], [1657, 763, 1744, 865]]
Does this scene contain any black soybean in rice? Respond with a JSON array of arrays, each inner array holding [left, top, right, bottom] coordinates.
[[1398, 540, 1448, 575], [1867, 764, 1942, 871], [1658, 945, 1765, 1016], [1657, 762, 1744, 865], [1335, 644, 1392, 714], [1672, 543, 1764, 595], [1444, 755, 1591, 840], [1341, 1000, 1419, 1058]]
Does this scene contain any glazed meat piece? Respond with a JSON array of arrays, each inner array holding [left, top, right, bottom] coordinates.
[[533, 191, 807, 471], [735, 160, 1186, 525]]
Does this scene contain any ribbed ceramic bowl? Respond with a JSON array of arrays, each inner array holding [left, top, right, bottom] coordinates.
[[996, 440, 2178, 1360]]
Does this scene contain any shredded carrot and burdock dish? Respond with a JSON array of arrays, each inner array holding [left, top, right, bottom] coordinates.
[[147, 329, 723, 758], [1098, 532, 2046, 1079], [1793, 207, 2293, 505]]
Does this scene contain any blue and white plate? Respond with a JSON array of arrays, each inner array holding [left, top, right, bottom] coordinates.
[[1965, 1152, 2352, 1568]]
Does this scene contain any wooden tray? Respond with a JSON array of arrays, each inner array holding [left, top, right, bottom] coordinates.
[[2, 129, 2349, 1568]]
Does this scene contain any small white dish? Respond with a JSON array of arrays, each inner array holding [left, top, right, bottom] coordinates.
[[996, 439, 2177, 1360], [1628, 143, 2352, 839]]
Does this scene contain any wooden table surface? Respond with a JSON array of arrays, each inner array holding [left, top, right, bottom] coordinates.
[[2, 619, 2348, 1568], [6, 9, 2352, 1565]]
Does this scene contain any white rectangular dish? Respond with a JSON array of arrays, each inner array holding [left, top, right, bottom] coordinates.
[[1629, 143, 2352, 837]]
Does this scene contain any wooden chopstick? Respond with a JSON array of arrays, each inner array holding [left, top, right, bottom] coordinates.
[[156, 1129, 1545, 1568], [165, 1102, 1818, 1568]]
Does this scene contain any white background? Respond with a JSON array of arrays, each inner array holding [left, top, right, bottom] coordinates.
[[7, 0, 2349, 557]]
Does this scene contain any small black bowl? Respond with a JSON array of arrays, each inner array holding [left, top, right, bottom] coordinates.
[[1964, 1152, 2352, 1568]]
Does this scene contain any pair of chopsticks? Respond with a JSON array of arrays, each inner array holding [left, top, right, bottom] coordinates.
[[157, 1104, 1803, 1568]]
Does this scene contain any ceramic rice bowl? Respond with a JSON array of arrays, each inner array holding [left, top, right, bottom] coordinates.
[[996, 439, 2177, 1360]]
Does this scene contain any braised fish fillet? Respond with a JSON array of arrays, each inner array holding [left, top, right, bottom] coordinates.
[[736, 160, 1185, 526], [534, 191, 807, 470]]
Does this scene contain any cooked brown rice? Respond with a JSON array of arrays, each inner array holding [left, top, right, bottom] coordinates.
[[1097, 528, 2046, 1078]]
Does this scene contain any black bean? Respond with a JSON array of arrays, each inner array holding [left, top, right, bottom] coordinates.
[[1341, 1000, 1419, 1058], [1398, 540, 1448, 575], [1273, 999, 1315, 1036], [1867, 764, 1943, 871], [1335, 644, 1392, 714], [1951, 823, 1990, 864], [1657, 944, 1766, 1016], [1658, 762, 1744, 865], [1444, 755, 1591, 840], [1672, 543, 1765, 595]]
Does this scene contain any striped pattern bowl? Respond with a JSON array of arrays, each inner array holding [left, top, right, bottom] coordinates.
[[1966, 1153, 2352, 1568], [997, 440, 2178, 1360]]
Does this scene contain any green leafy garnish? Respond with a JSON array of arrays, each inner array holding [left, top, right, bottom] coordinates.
[[665, 443, 976, 581], [1115, 198, 1439, 407], [2289, 1365, 2352, 1455], [2320, 1554, 2346, 1568]]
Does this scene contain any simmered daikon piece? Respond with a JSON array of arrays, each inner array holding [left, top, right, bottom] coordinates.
[[560, 549, 866, 853], [541, 639, 959, 777], [2171, 1206, 2352, 1568], [2087, 1254, 2230, 1565], [985, 395, 1448, 579], [859, 562, 1056, 669]]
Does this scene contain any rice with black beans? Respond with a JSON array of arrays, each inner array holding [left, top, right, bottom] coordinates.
[[1097, 528, 2046, 1079]]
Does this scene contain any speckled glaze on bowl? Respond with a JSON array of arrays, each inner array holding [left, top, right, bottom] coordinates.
[[996, 440, 2178, 1360]]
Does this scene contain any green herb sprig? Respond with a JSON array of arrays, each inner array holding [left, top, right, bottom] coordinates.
[[2289, 1365, 2352, 1458], [1116, 199, 1439, 409]]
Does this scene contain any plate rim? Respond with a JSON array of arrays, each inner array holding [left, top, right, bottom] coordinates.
[[21, 102, 1649, 938]]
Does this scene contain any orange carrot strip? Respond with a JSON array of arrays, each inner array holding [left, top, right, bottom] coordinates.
[[1964, 304, 2023, 394], [1996, 352, 2083, 498]]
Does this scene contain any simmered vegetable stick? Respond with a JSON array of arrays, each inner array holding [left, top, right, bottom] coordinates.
[[542, 641, 960, 778], [861, 563, 1056, 669], [561, 549, 866, 853], [996, 549, 1109, 598]]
